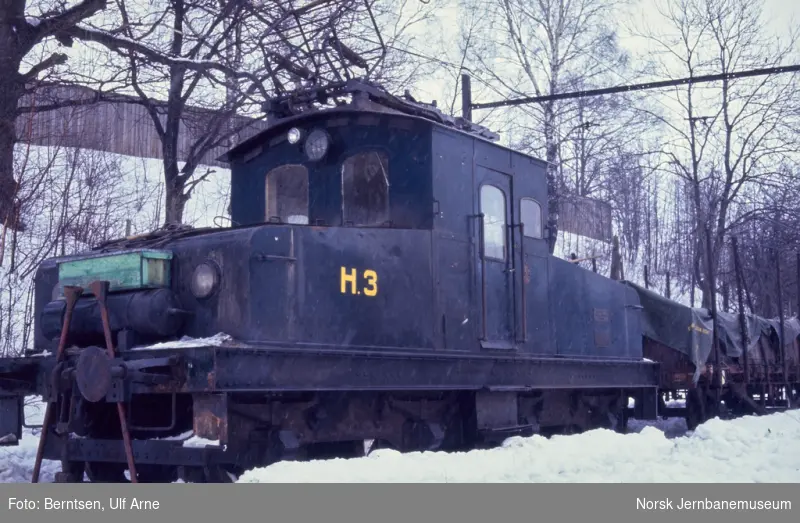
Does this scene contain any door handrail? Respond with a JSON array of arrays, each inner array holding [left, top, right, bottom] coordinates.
[[516, 222, 528, 342], [476, 212, 487, 341]]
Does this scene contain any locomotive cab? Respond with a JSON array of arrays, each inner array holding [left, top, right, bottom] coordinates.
[[214, 102, 441, 350], [225, 109, 434, 232], [216, 81, 644, 360], [219, 91, 543, 354]]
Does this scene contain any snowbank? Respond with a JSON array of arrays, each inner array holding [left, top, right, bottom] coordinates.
[[4, 395, 797, 484], [237, 411, 800, 483], [0, 397, 60, 483]]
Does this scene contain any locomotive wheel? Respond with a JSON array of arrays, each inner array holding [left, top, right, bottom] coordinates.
[[136, 464, 179, 483], [588, 396, 628, 434], [85, 462, 129, 483], [74, 400, 133, 483], [685, 389, 703, 431], [179, 465, 242, 483], [366, 439, 396, 454], [720, 389, 751, 418], [303, 440, 366, 461], [538, 424, 584, 437], [685, 386, 720, 431], [55, 460, 86, 483]]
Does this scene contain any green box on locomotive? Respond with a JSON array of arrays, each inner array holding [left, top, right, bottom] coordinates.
[[56, 249, 173, 296]]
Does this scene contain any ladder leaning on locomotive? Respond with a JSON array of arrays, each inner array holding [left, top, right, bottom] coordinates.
[[0, 80, 783, 483]]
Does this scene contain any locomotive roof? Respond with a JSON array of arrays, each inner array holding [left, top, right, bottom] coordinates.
[[217, 79, 545, 166]]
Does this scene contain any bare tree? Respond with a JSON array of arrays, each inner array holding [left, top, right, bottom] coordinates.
[[0, 0, 112, 231], [725, 163, 800, 316], [51, 0, 407, 225], [604, 148, 650, 267], [636, 0, 800, 307], [1, 114, 154, 356], [94, 0, 265, 225], [461, 0, 633, 253], [363, 0, 441, 92]]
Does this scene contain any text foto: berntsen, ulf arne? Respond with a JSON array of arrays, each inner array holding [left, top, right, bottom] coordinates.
[[9, 497, 160, 511]]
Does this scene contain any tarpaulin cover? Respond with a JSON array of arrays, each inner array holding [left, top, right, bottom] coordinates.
[[705, 313, 800, 364], [715, 311, 767, 359], [623, 281, 800, 382], [622, 281, 713, 383]]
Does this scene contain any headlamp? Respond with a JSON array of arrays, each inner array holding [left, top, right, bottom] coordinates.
[[287, 127, 302, 144], [304, 129, 330, 161], [191, 261, 220, 299]]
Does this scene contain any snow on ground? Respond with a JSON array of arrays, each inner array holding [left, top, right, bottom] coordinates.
[[4, 395, 798, 483], [627, 416, 688, 439], [0, 396, 224, 483], [627, 397, 688, 439], [0, 397, 60, 483], [238, 410, 800, 483]]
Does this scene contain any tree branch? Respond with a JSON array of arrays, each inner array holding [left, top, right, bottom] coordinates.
[[34, 0, 108, 42], [22, 53, 68, 81], [59, 25, 271, 101]]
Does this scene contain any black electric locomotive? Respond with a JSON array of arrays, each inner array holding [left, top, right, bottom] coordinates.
[[0, 80, 661, 483]]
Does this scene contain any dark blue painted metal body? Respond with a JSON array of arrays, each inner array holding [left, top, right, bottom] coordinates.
[[0, 99, 664, 475], [30, 108, 645, 367]]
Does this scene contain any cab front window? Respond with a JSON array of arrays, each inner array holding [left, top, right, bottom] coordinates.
[[341, 150, 390, 226], [265, 164, 309, 224]]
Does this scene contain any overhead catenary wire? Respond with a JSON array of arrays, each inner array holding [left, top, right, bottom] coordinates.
[[363, 38, 597, 144], [469, 64, 800, 109], [456, 60, 800, 225], [382, 42, 800, 293]]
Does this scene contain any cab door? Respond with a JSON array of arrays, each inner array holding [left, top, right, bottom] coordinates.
[[474, 167, 516, 350], [513, 157, 553, 355]]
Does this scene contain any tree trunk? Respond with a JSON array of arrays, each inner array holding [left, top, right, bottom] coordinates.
[[162, 160, 186, 226], [543, 101, 559, 254], [0, 96, 20, 229], [164, 188, 186, 225], [698, 227, 720, 310], [0, 21, 23, 230]]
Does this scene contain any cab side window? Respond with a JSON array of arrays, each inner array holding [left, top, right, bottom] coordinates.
[[520, 198, 543, 239], [341, 150, 390, 226], [265, 164, 309, 224], [480, 184, 506, 260]]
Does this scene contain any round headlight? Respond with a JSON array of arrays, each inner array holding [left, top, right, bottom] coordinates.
[[191, 261, 219, 299], [287, 127, 302, 144], [304, 129, 330, 161]]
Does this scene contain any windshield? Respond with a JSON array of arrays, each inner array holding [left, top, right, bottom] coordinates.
[[265, 150, 390, 227]]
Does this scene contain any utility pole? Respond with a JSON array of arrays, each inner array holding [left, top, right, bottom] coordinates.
[[461, 74, 472, 122]]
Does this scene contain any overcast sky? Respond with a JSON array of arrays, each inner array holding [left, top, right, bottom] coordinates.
[[405, 0, 799, 149]]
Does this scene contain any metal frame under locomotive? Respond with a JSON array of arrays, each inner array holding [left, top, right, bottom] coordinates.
[[0, 80, 660, 483]]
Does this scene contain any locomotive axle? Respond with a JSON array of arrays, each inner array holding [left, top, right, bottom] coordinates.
[[44, 348, 183, 404]]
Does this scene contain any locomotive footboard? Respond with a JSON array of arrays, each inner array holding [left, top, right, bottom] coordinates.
[[4, 344, 661, 395]]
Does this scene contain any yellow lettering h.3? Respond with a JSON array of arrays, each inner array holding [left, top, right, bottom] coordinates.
[[340, 267, 378, 296]]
